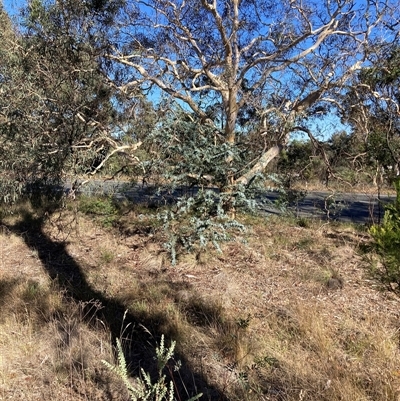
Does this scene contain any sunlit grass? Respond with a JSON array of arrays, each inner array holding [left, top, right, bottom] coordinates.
[[0, 198, 399, 400]]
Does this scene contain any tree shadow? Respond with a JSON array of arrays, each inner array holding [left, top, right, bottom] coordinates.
[[5, 212, 227, 401]]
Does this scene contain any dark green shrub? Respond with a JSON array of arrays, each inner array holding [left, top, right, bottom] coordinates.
[[78, 196, 118, 227], [369, 178, 400, 295], [78, 196, 117, 216]]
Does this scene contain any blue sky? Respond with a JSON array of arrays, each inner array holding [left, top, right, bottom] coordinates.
[[3, 0, 24, 16], [2, 0, 354, 141]]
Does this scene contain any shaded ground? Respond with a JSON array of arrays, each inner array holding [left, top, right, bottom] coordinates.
[[0, 212, 224, 400], [1, 205, 399, 400]]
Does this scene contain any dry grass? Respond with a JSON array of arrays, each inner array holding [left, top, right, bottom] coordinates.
[[0, 201, 399, 400], [269, 177, 397, 195], [0, 279, 127, 400]]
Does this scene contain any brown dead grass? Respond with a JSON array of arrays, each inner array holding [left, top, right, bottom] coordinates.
[[0, 203, 399, 400], [0, 278, 127, 401], [271, 177, 397, 195]]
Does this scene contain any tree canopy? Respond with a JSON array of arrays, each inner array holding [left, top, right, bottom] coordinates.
[[0, 0, 142, 202], [342, 39, 400, 184], [105, 0, 399, 187], [1, 0, 399, 204]]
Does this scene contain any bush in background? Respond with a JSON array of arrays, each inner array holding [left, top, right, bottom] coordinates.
[[369, 178, 400, 295]]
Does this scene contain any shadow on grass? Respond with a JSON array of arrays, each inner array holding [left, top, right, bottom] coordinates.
[[0, 278, 19, 308], [5, 212, 227, 401]]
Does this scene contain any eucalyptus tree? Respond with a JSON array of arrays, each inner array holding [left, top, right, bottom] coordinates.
[[0, 4, 42, 202], [341, 40, 400, 186], [106, 0, 398, 190], [0, 0, 143, 204]]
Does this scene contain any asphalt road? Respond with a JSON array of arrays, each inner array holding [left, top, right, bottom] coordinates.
[[257, 190, 395, 224], [71, 180, 396, 225]]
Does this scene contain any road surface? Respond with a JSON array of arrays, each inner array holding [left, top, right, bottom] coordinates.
[[70, 180, 396, 225], [257, 190, 394, 224]]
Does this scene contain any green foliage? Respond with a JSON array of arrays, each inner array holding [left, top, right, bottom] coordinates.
[[145, 112, 259, 263], [277, 140, 314, 182], [366, 130, 400, 174], [158, 189, 246, 265], [276, 133, 380, 188], [102, 335, 202, 401], [342, 44, 400, 187], [147, 114, 248, 191], [277, 139, 332, 186], [369, 179, 400, 295], [296, 217, 310, 228], [0, 0, 131, 206], [78, 196, 118, 227], [78, 196, 117, 216], [359, 46, 400, 88]]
